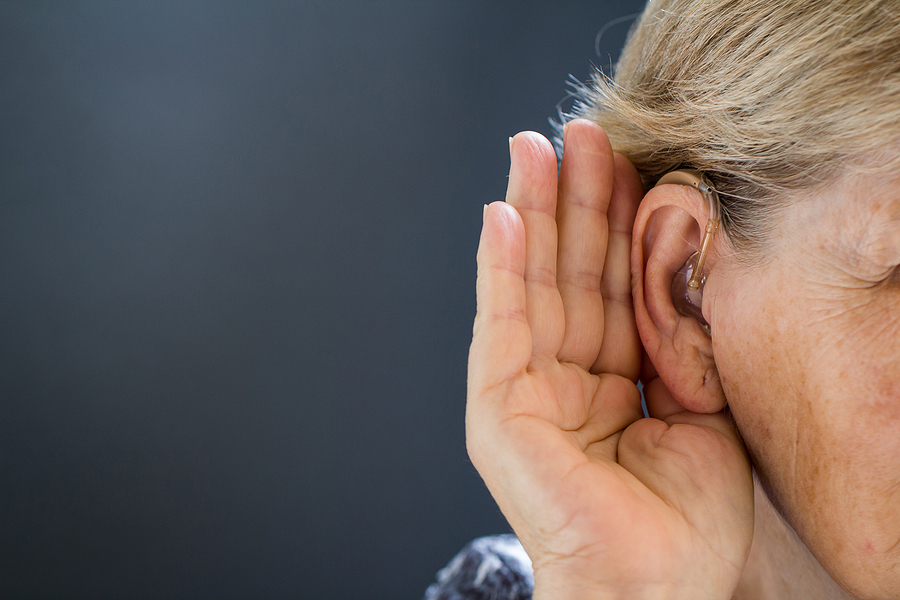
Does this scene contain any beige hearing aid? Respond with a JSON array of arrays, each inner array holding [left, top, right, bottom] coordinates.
[[654, 169, 721, 336]]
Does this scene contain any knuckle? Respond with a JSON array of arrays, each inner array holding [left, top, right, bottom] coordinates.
[[524, 265, 557, 288], [558, 269, 603, 291]]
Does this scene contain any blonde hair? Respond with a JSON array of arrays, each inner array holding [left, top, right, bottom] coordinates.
[[564, 0, 900, 257]]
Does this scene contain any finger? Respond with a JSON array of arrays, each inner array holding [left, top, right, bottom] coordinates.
[[506, 132, 564, 361], [555, 119, 615, 368], [616, 411, 752, 530], [469, 201, 532, 394], [570, 371, 644, 451], [625, 395, 750, 508], [591, 152, 644, 380], [644, 374, 743, 448]]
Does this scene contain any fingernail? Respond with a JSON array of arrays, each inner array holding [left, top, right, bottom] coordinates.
[[483, 203, 489, 222], [508, 136, 514, 154], [562, 122, 569, 144]]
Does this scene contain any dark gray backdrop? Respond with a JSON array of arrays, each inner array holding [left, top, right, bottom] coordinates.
[[0, 1, 645, 598]]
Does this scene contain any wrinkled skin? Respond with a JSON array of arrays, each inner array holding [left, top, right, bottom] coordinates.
[[467, 119, 900, 599], [706, 169, 900, 599]]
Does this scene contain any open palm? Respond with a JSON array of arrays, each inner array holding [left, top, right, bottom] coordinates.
[[466, 120, 753, 599]]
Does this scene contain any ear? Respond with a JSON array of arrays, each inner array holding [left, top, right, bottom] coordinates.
[[631, 184, 727, 414]]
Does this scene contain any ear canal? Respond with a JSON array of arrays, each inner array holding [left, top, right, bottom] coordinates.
[[671, 251, 711, 336]]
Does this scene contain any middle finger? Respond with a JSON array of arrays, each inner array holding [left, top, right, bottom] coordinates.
[[555, 119, 616, 369]]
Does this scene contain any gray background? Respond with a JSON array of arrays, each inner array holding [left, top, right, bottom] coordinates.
[[0, 1, 644, 598]]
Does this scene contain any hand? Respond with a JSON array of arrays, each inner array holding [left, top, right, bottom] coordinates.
[[466, 120, 753, 599]]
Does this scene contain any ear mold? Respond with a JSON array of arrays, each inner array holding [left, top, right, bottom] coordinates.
[[671, 251, 711, 336], [654, 169, 721, 336]]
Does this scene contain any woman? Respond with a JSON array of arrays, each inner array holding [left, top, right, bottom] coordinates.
[[437, 0, 900, 598]]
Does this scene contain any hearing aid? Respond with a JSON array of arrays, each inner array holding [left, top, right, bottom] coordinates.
[[654, 169, 721, 336]]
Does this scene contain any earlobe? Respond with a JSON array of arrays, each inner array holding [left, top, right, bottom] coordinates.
[[631, 181, 727, 415]]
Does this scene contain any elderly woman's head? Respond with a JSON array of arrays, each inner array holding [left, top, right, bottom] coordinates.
[[570, 0, 900, 596]]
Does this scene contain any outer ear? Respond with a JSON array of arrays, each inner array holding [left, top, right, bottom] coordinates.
[[631, 184, 727, 414]]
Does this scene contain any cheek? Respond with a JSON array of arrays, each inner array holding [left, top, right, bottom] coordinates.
[[872, 374, 900, 420], [711, 288, 805, 481], [848, 310, 900, 422], [710, 279, 900, 592], [709, 276, 801, 453]]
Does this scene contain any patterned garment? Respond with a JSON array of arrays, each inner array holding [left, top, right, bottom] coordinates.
[[423, 535, 534, 600]]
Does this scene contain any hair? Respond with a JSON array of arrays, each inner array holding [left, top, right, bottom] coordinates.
[[562, 0, 900, 260]]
